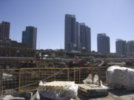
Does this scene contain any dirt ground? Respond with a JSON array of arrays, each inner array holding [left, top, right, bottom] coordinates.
[[79, 90, 134, 100]]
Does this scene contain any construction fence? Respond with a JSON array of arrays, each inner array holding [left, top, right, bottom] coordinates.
[[0, 67, 107, 94]]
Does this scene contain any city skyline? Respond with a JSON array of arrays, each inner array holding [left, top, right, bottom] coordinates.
[[0, 0, 134, 52]]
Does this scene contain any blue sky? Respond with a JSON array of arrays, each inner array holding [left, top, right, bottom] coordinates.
[[0, 0, 134, 52]]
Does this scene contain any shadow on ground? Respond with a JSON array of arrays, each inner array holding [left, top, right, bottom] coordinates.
[[109, 89, 134, 96]]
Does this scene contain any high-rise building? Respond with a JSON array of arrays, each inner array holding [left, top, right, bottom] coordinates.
[[64, 14, 91, 52], [80, 23, 91, 52], [126, 41, 134, 57], [22, 26, 37, 49], [65, 14, 77, 52], [97, 33, 110, 54], [75, 22, 80, 51], [116, 39, 126, 56], [0, 21, 10, 40]]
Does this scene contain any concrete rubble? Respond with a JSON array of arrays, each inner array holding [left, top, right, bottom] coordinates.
[[0, 95, 25, 100], [78, 84, 108, 98], [80, 74, 108, 98]]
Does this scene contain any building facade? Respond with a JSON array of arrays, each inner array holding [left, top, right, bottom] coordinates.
[[116, 39, 126, 56], [65, 14, 76, 52], [79, 24, 91, 52], [0, 21, 10, 40], [22, 26, 37, 49], [126, 41, 134, 57], [74, 22, 80, 51], [97, 33, 110, 54]]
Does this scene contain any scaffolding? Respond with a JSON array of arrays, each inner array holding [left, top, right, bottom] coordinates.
[[0, 66, 107, 94], [19, 67, 93, 92]]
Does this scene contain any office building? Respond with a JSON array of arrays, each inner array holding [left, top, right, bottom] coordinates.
[[22, 26, 37, 49], [126, 41, 134, 57], [0, 21, 10, 40], [116, 39, 126, 56], [65, 14, 77, 52], [80, 23, 91, 52], [97, 33, 110, 54], [64, 14, 91, 52]]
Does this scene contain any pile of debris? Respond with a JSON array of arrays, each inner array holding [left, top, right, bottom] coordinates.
[[106, 65, 134, 90], [38, 81, 78, 100]]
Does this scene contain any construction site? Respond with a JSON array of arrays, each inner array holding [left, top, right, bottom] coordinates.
[[0, 51, 134, 100]]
